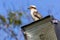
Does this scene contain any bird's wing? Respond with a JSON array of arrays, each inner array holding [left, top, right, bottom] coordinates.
[[33, 11, 42, 19]]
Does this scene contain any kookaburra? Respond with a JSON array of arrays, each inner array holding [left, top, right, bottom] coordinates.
[[28, 5, 42, 21]]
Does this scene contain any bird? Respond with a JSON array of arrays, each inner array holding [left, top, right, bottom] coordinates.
[[28, 5, 42, 21]]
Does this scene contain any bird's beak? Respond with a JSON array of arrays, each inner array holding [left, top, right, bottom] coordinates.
[[28, 7, 30, 9]]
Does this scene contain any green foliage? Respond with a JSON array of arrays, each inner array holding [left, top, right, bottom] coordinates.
[[0, 15, 6, 23], [8, 11, 22, 26], [18, 12, 22, 17], [0, 11, 23, 40], [14, 20, 21, 25], [8, 12, 16, 19], [8, 12, 15, 24], [8, 17, 13, 24], [0, 11, 23, 26]]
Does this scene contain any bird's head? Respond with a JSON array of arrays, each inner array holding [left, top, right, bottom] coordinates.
[[28, 5, 36, 10]]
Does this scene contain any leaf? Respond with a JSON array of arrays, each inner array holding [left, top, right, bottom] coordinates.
[[8, 12, 16, 18], [8, 11, 16, 24], [8, 17, 13, 24], [18, 12, 22, 17], [0, 15, 6, 23], [7, 11, 22, 26], [14, 20, 21, 25]]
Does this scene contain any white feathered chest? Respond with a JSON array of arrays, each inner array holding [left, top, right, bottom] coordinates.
[[30, 9, 42, 21]]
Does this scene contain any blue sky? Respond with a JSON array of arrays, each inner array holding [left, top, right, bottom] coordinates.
[[0, 0, 60, 40], [0, 0, 60, 20]]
